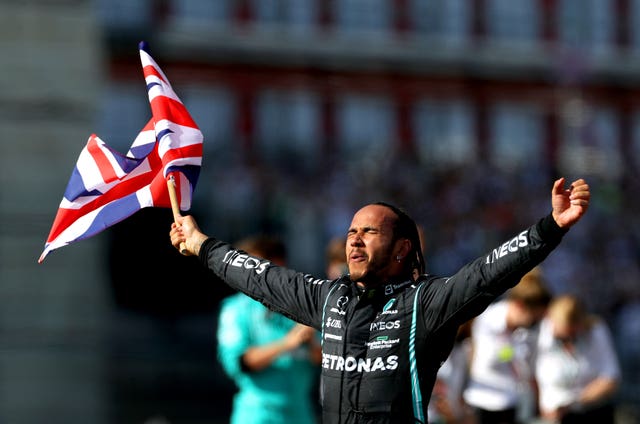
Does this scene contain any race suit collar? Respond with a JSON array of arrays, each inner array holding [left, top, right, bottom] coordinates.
[[354, 278, 414, 301]]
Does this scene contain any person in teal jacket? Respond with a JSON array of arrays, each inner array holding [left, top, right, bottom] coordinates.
[[216, 235, 322, 424]]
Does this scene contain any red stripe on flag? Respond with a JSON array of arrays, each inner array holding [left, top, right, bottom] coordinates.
[[87, 135, 120, 184], [161, 144, 203, 165], [143, 65, 167, 84], [45, 170, 153, 243], [150, 96, 199, 129], [45, 146, 163, 243], [149, 172, 171, 207]]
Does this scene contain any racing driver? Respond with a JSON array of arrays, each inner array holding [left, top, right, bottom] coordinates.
[[169, 177, 590, 424]]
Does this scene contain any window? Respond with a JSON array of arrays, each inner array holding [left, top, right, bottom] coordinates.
[[409, 0, 471, 43], [333, 0, 392, 35], [181, 86, 236, 162], [556, 0, 615, 53], [255, 88, 321, 162], [413, 99, 476, 167], [489, 102, 544, 170], [486, 0, 540, 42], [336, 94, 395, 157], [250, 0, 318, 34], [94, 0, 153, 29], [559, 101, 622, 179], [169, 0, 232, 28], [629, 0, 640, 51]]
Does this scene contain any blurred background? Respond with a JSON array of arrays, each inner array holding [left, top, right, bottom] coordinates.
[[2, 0, 640, 423]]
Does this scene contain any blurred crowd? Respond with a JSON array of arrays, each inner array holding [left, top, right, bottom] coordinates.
[[427, 271, 622, 424]]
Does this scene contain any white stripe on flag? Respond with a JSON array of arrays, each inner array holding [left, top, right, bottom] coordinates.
[[41, 206, 105, 255], [128, 129, 156, 157], [157, 121, 202, 152], [146, 76, 181, 104], [135, 185, 154, 209]]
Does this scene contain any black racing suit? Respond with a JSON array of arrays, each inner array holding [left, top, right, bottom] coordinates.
[[199, 214, 567, 424]]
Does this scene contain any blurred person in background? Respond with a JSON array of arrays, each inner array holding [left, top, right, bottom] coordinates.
[[428, 320, 475, 424], [171, 177, 590, 423], [217, 235, 322, 424], [463, 269, 552, 424], [535, 295, 620, 424], [613, 294, 640, 407], [325, 236, 348, 279]]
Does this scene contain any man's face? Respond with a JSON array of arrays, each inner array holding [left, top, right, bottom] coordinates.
[[346, 205, 401, 286]]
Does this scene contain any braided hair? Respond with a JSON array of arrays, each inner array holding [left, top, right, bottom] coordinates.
[[374, 202, 426, 279]]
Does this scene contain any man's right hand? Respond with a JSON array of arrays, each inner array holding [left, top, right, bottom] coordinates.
[[170, 215, 209, 256], [551, 177, 590, 229]]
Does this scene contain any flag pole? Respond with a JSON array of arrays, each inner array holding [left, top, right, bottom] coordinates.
[[167, 174, 189, 255]]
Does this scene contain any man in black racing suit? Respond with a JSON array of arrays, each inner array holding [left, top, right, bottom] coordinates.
[[170, 177, 590, 424]]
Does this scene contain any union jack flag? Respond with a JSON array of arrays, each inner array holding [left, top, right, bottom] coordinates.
[[39, 42, 203, 263]]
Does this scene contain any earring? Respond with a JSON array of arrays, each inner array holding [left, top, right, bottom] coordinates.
[[396, 255, 403, 262]]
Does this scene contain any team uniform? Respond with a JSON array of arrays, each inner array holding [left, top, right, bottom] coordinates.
[[199, 214, 566, 424], [217, 294, 320, 424]]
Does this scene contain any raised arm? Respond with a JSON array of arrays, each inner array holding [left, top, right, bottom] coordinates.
[[169, 214, 330, 329], [421, 177, 590, 330]]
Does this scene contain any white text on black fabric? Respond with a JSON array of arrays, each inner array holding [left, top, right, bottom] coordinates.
[[222, 250, 270, 274], [322, 354, 398, 372], [485, 231, 528, 264]]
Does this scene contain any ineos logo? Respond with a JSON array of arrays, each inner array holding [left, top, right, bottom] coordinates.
[[370, 320, 401, 331]]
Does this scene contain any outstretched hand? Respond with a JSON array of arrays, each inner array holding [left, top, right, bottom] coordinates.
[[551, 178, 590, 229], [170, 215, 209, 256]]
